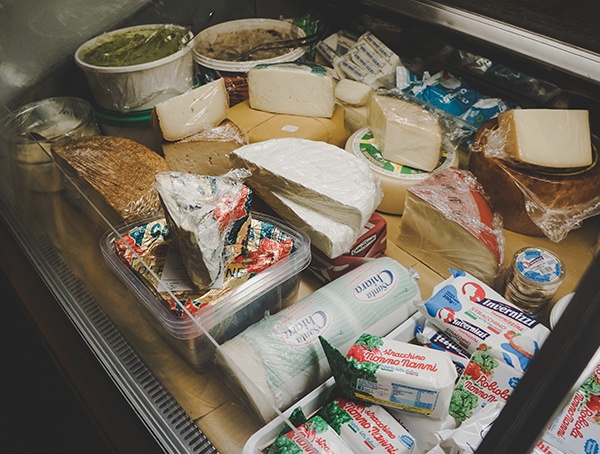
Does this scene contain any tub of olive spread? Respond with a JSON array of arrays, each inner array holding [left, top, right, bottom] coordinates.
[[75, 24, 195, 112]]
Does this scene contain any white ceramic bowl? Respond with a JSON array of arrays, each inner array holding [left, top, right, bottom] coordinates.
[[75, 24, 195, 112], [192, 18, 306, 73]]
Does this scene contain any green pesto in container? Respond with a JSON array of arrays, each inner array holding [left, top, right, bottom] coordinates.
[[79, 25, 191, 67]]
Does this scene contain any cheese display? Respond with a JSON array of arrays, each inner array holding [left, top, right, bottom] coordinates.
[[345, 128, 458, 215], [415, 269, 551, 374], [152, 78, 228, 141], [154, 170, 252, 289], [248, 62, 335, 118], [397, 167, 504, 285], [51, 135, 169, 225], [497, 109, 593, 168], [231, 138, 382, 233], [307, 212, 387, 282], [226, 100, 349, 148], [269, 416, 354, 453], [321, 334, 457, 419], [367, 94, 442, 172], [162, 119, 248, 176], [334, 78, 374, 106], [469, 120, 600, 241], [215, 257, 420, 423], [249, 182, 358, 259]]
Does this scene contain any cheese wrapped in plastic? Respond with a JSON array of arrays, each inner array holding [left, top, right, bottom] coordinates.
[[155, 169, 252, 289], [415, 269, 551, 374]]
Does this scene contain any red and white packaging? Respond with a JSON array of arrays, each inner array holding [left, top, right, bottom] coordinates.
[[308, 212, 387, 283]]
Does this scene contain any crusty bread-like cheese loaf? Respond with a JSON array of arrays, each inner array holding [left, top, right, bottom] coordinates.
[[52, 136, 169, 225]]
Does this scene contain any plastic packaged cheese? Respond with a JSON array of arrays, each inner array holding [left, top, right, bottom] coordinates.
[[215, 257, 420, 423]]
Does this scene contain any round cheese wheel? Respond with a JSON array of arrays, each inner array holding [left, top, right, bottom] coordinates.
[[469, 120, 600, 238], [345, 128, 458, 215]]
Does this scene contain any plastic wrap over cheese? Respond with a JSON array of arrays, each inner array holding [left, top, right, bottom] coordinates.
[[321, 333, 457, 419], [215, 257, 420, 423], [232, 138, 383, 233], [155, 169, 252, 289], [415, 270, 551, 374]]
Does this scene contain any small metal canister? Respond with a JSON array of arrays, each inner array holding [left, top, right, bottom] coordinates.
[[504, 247, 566, 317]]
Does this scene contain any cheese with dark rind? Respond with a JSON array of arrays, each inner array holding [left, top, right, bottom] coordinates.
[[397, 167, 504, 286], [51, 135, 169, 225], [469, 120, 600, 239]]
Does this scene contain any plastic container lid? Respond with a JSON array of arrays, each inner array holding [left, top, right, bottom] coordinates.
[[549, 292, 575, 329], [100, 212, 311, 340], [192, 18, 306, 73]]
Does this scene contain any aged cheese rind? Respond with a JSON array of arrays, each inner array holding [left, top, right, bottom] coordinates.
[[398, 167, 504, 286], [250, 182, 358, 259], [162, 119, 248, 176], [498, 109, 592, 168], [248, 63, 335, 118], [51, 135, 169, 225], [152, 78, 228, 141], [232, 138, 382, 232], [368, 94, 442, 172]]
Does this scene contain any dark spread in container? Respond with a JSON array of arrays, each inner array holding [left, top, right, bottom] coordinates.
[[79, 25, 191, 67]]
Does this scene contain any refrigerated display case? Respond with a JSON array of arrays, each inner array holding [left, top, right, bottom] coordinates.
[[1, 0, 599, 452]]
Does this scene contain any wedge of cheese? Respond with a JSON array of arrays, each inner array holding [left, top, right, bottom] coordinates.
[[250, 182, 358, 259], [335, 78, 373, 106], [498, 109, 592, 168], [398, 167, 504, 286], [162, 119, 247, 176], [152, 78, 228, 141], [368, 94, 442, 172], [232, 138, 382, 232], [248, 63, 335, 118]]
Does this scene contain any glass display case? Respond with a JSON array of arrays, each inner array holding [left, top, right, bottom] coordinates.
[[1, 0, 599, 452]]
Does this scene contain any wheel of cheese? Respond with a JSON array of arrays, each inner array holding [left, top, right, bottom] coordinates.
[[469, 120, 600, 238], [345, 128, 458, 215]]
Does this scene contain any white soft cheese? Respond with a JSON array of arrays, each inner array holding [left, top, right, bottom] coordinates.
[[152, 78, 228, 141], [368, 94, 442, 172], [248, 63, 335, 118], [232, 138, 382, 232], [498, 109, 593, 168]]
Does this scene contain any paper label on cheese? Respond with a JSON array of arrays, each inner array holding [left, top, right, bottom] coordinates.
[[271, 415, 354, 453]]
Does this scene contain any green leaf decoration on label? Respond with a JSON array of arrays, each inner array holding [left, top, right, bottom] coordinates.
[[355, 333, 384, 351], [471, 351, 498, 375], [319, 400, 353, 435], [449, 381, 479, 421], [306, 415, 331, 434], [267, 435, 303, 454]]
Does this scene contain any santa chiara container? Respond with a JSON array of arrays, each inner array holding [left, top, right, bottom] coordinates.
[[504, 247, 566, 317]]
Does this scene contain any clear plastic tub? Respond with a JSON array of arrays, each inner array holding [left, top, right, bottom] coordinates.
[[100, 212, 311, 372]]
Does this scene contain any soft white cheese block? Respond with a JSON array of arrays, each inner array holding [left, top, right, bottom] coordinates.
[[215, 257, 420, 423], [250, 182, 358, 259], [232, 138, 382, 232], [498, 109, 593, 168], [368, 94, 442, 172], [248, 63, 335, 118], [162, 119, 248, 176], [152, 78, 229, 141], [335, 78, 373, 106]]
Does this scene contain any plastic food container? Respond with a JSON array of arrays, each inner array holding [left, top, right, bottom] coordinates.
[[94, 106, 163, 153], [2, 97, 100, 192], [100, 212, 311, 372], [75, 24, 195, 112]]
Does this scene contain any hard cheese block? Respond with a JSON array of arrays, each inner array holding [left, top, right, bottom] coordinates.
[[154, 171, 252, 290], [51, 135, 169, 225], [248, 62, 335, 118], [227, 99, 349, 148], [335, 78, 374, 106], [232, 138, 382, 232], [215, 257, 421, 423], [498, 109, 593, 168], [368, 94, 442, 172], [469, 119, 600, 239], [152, 78, 228, 141], [162, 119, 248, 176], [397, 167, 504, 286]]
